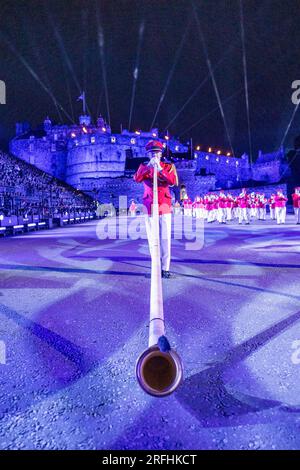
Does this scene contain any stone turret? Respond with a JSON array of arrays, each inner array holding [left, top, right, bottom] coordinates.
[[43, 116, 52, 133]]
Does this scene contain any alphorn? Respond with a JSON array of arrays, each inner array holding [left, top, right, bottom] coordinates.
[[136, 160, 183, 397]]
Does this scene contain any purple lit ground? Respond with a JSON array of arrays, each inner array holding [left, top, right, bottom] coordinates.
[[0, 215, 300, 450]]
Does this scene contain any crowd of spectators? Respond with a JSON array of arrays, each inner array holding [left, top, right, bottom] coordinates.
[[0, 150, 96, 217]]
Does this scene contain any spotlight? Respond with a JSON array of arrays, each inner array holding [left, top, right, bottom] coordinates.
[[208, 147, 212, 152], [152, 132, 157, 137], [165, 135, 169, 140], [135, 130, 141, 135], [82, 126, 88, 134], [196, 145, 200, 151], [227, 152, 231, 156], [102, 127, 106, 132], [217, 150, 221, 155]]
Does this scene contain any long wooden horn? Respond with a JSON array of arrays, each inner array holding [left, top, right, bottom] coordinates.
[[136, 161, 183, 397]]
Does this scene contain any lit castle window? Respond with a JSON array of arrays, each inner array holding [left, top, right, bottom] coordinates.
[[111, 137, 116, 143]]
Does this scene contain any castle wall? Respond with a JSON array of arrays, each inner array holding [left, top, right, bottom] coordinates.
[[10, 138, 67, 180], [195, 151, 251, 187], [66, 140, 127, 187]]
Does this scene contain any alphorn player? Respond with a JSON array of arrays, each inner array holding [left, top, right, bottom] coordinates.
[[134, 140, 178, 279]]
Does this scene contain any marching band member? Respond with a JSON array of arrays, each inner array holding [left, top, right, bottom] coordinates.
[[226, 193, 234, 221], [129, 199, 137, 217], [233, 196, 239, 220], [134, 140, 178, 279], [292, 187, 300, 224], [205, 193, 215, 223], [269, 193, 276, 220], [174, 200, 182, 215], [258, 193, 267, 220], [237, 188, 250, 224], [249, 192, 257, 219], [183, 198, 193, 217], [217, 190, 227, 224], [274, 189, 288, 225], [193, 195, 202, 219]]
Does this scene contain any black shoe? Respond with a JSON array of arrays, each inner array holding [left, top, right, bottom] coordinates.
[[162, 270, 172, 279]]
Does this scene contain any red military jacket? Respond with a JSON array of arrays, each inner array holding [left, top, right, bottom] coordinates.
[[134, 162, 178, 215], [292, 193, 300, 208]]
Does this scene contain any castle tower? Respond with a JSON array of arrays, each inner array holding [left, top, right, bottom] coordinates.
[[43, 116, 52, 133], [79, 115, 91, 126]]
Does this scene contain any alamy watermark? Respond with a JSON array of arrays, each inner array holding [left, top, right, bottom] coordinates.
[[291, 80, 300, 105], [96, 196, 205, 251], [291, 339, 300, 365], [0, 340, 6, 364], [0, 80, 6, 104]]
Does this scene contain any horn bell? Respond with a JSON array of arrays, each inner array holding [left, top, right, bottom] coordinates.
[[136, 345, 183, 397]]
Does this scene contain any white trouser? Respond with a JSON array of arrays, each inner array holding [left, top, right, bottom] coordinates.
[[239, 207, 249, 223], [250, 207, 257, 218], [130, 210, 136, 217], [294, 207, 300, 224], [207, 210, 214, 222], [145, 213, 172, 272], [259, 208, 266, 220], [270, 207, 275, 220], [275, 206, 286, 224], [226, 207, 232, 221], [217, 207, 226, 223], [195, 208, 202, 219]]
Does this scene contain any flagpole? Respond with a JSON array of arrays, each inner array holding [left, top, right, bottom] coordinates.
[[83, 91, 86, 115]]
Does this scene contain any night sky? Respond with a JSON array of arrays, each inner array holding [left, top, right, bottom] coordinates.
[[1, 0, 300, 157]]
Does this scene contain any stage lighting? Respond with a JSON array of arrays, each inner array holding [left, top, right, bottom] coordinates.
[[71, 132, 76, 138], [102, 127, 106, 132], [152, 133, 157, 137], [135, 130, 141, 135], [164, 135, 169, 140], [217, 150, 221, 155], [227, 152, 231, 156], [196, 145, 200, 150], [205, 155, 209, 160], [175, 146, 179, 151], [208, 147, 212, 152]]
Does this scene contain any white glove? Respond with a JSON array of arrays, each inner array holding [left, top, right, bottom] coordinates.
[[148, 156, 162, 171]]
